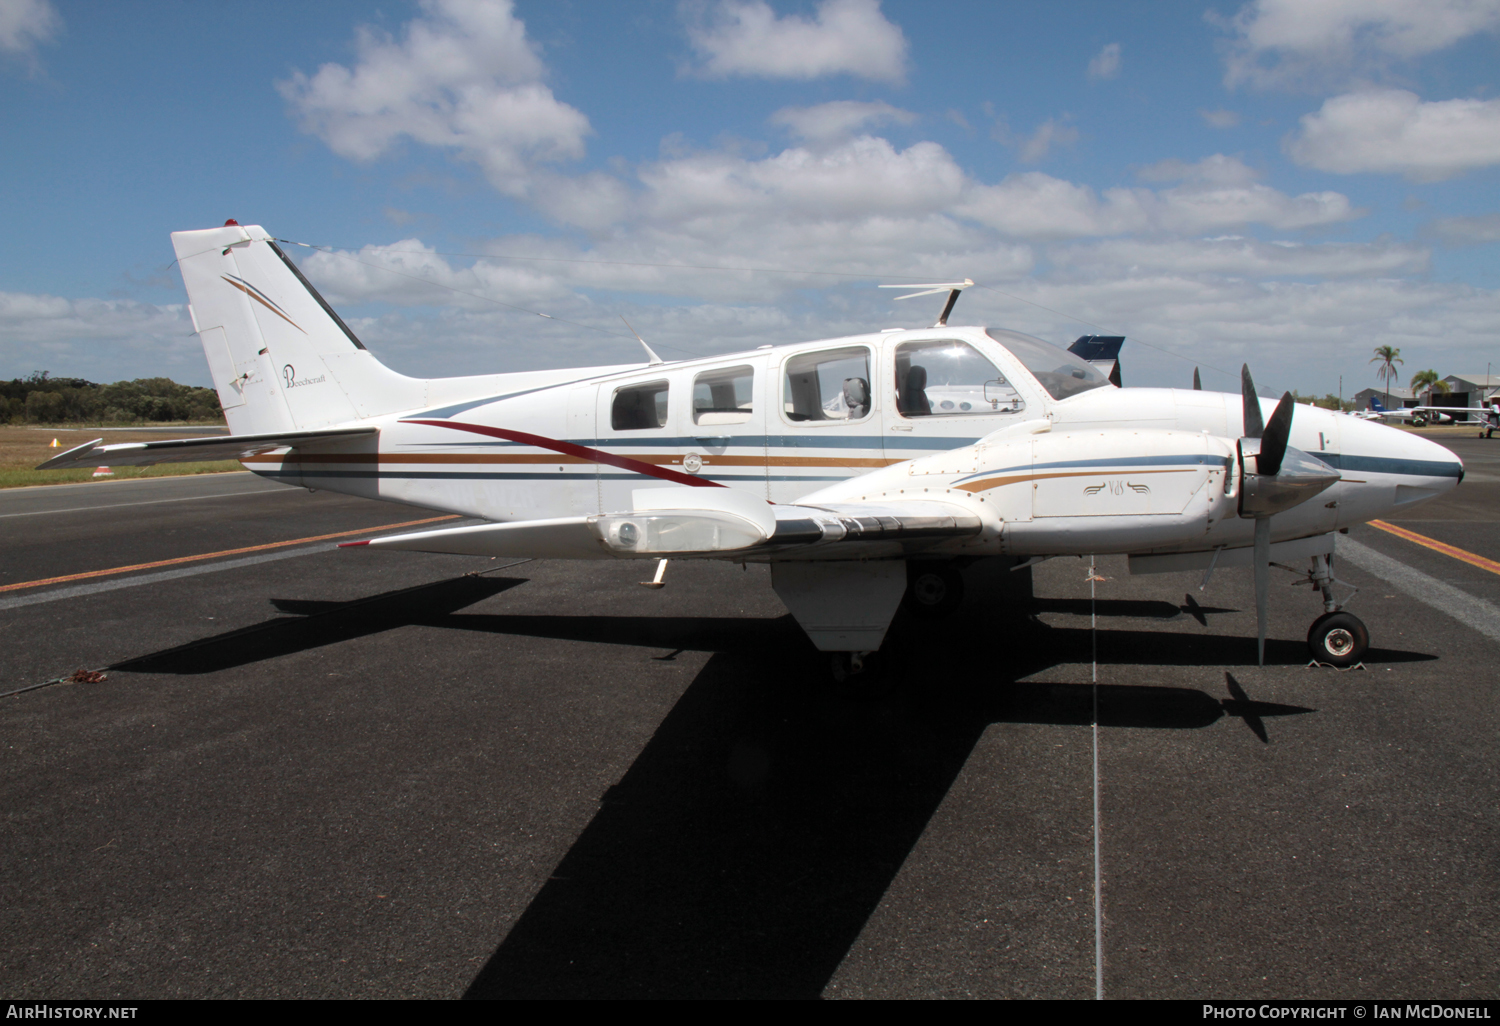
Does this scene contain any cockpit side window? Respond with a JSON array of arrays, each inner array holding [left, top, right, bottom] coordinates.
[[985, 328, 1111, 401], [895, 340, 1025, 417], [782, 347, 873, 423], [611, 380, 670, 430], [693, 365, 754, 425]]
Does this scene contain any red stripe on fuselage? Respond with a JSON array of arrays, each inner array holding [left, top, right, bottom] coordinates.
[[400, 419, 727, 489]]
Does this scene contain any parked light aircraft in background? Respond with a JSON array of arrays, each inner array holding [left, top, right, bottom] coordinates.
[[41, 222, 1466, 677], [1359, 394, 1498, 434]]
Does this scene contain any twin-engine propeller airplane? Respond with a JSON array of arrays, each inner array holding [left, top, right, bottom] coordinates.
[[42, 222, 1466, 676]]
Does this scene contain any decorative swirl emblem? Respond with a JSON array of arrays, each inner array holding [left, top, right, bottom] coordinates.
[[1084, 479, 1151, 496]]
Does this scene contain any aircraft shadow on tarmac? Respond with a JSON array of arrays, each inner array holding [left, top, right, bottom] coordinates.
[[459, 651, 1314, 999], [104, 573, 1436, 998], [109, 574, 1434, 678]]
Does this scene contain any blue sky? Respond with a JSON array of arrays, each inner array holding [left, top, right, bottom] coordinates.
[[2, 0, 1499, 395]]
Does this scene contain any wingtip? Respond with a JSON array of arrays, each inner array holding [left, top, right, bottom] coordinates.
[[337, 540, 371, 548]]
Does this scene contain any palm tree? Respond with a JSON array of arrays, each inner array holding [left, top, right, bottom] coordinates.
[[1410, 369, 1450, 406], [1371, 346, 1403, 407]]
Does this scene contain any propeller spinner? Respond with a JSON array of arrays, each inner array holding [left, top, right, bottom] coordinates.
[[1235, 365, 1341, 665]]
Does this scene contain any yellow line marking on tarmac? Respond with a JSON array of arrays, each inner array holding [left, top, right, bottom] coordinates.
[[1368, 519, 1500, 577], [0, 514, 459, 594]]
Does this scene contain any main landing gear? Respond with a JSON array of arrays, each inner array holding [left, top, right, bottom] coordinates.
[[1294, 553, 1368, 667], [905, 561, 965, 618]]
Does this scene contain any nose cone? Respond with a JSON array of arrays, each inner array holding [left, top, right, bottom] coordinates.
[[1338, 416, 1463, 517]]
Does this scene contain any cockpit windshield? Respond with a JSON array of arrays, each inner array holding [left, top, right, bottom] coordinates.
[[985, 328, 1113, 401]]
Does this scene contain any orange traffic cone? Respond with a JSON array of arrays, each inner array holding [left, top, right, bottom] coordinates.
[[50, 438, 59, 447]]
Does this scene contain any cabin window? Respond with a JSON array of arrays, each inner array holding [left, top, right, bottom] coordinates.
[[986, 328, 1110, 401], [693, 365, 754, 425], [782, 347, 872, 422], [895, 340, 1024, 417], [611, 380, 670, 430]]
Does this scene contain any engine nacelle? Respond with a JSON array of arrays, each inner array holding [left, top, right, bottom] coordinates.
[[799, 427, 1237, 556]]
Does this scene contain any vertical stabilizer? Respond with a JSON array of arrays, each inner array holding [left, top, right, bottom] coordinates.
[[173, 223, 426, 434]]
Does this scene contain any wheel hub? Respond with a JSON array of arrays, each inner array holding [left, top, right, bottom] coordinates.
[[912, 575, 947, 606], [1322, 628, 1355, 657]]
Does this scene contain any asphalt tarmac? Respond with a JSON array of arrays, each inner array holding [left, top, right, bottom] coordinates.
[[1, 441, 1496, 1000]]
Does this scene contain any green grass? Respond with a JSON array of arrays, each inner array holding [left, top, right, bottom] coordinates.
[[0, 461, 246, 489]]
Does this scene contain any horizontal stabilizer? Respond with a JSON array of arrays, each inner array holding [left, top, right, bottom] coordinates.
[[1069, 335, 1124, 388], [1068, 335, 1125, 362], [35, 426, 377, 470]]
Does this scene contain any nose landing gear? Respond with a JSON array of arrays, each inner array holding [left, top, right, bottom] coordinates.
[[1293, 553, 1368, 667]]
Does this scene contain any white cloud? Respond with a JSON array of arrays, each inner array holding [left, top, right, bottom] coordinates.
[[1017, 117, 1079, 162], [277, 0, 591, 197], [0, 0, 59, 71], [685, 0, 908, 83], [0, 291, 204, 384], [1218, 0, 1500, 90], [301, 259, 1500, 395], [1087, 42, 1121, 80], [959, 156, 1359, 238], [958, 274, 1500, 397], [1427, 213, 1500, 245], [1199, 108, 1241, 128], [1285, 89, 1500, 181], [257, 5, 1491, 393], [769, 100, 915, 142], [325, 137, 1033, 306], [1052, 236, 1429, 278]]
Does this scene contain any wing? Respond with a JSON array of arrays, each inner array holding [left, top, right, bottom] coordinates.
[[345, 486, 983, 561], [35, 427, 377, 470]]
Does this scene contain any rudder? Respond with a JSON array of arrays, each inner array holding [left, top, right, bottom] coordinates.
[[173, 223, 425, 434]]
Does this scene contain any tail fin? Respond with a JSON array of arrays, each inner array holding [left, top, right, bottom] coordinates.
[[173, 223, 425, 434], [1369, 395, 1385, 412]]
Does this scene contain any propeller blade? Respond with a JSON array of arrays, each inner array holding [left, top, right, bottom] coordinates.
[[1241, 364, 1264, 439], [1254, 516, 1271, 667], [1193, 367, 1202, 391], [1258, 392, 1295, 476]]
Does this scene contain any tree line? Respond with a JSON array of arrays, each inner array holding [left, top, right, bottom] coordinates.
[[1, 372, 225, 425]]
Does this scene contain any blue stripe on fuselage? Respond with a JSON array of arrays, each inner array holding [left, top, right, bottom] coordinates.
[[1312, 453, 1462, 478]]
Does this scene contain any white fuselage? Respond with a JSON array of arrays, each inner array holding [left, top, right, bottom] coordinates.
[[242, 325, 1463, 560]]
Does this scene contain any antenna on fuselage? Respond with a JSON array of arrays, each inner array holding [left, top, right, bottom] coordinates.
[[620, 315, 664, 366], [880, 279, 974, 327]]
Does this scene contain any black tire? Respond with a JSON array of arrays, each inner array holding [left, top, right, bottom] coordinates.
[[1307, 611, 1369, 667], [906, 561, 965, 618]]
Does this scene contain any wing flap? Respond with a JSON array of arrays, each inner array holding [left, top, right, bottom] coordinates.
[[346, 496, 985, 562], [35, 427, 378, 470]]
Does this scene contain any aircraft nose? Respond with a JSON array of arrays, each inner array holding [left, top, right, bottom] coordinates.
[[1404, 426, 1465, 486], [1340, 415, 1464, 497]]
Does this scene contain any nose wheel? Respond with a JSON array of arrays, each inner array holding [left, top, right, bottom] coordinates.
[[1295, 553, 1368, 666], [1307, 611, 1369, 666]]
